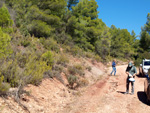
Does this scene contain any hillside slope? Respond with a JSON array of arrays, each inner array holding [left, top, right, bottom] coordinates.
[[0, 58, 106, 113]]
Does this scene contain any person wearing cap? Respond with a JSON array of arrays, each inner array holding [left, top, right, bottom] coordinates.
[[125, 62, 137, 95], [110, 59, 116, 76]]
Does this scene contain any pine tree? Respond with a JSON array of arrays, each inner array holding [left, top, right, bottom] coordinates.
[[72, 0, 98, 19], [140, 13, 150, 52], [67, 0, 78, 10], [110, 26, 135, 58], [140, 30, 150, 51]]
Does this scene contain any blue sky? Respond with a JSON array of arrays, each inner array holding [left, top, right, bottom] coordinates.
[[96, 0, 150, 37]]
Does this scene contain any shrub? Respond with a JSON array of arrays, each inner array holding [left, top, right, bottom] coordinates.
[[68, 66, 76, 75], [0, 75, 10, 95], [0, 27, 12, 59], [44, 67, 64, 84], [40, 38, 60, 53], [44, 64, 64, 83], [57, 54, 69, 66], [74, 64, 85, 76], [44, 70, 54, 78], [42, 51, 54, 67], [63, 45, 71, 53], [134, 58, 142, 66], [69, 45, 83, 56], [68, 64, 85, 76], [0, 82, 10, 95], [0, 60, 20, 87], [86, 66, 92, 71], [74, 64, 83, 70], [52, 64, 63, 73], [52, 71, 64, 84], [21, 40, 31, 47], [55, 32, 72, 45], [85, 52, 94, 58], [77, 78, 89, 87], [105, 55, 113, 63], [0, 4, 13, 27], [16, 52, 29, 68], [24, 55, 50, 85], [44, 64, 64, 79], [67, 75, 77, 89], [28, 20, 52, 38], [94, 55, 102, 62], [2, 27, 13, 34]]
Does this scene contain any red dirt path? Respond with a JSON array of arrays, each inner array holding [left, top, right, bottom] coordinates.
[[62, 65, 150, 113]]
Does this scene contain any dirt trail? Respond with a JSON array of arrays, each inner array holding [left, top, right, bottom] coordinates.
[[62, 65, 150, 113]]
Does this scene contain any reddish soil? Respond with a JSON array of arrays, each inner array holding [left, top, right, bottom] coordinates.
[[61, 65, 150, 113]]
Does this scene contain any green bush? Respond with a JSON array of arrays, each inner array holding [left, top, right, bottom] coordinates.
[[134, 58, 142, 66], [86, 66, 92, 71], [24, 55, 50, 85], [134, 52, 150, 66], [42, 51, 54, 67], [0, 60, 20, 87], [52, 64, 63, 73], [0, 27, 12, 59], [67, 45, 83, 56], [78, 78, 89, 87], [0, 76, 10, 95], [2, 27, 13, 34], [0, 35, 54, 87], [55, 32, 72, 45], [68, 66, 76, 75], [94, 55, 102, 62], [40, 38, 60, 53], [44, 64, 64, 83], [85, 52, 94, 58], [28, 37, 44, 51], [16, 52, 28, 68], [0, 82, 10, 95], [21, 40, 31, 47], [68, 64, 85, 76], [0, 4, 13, 27], [50, 71, 64, 84], [74, 64, 83, 70], [57, 54, 69, 66], [67, 75, 77, 89], [28, 20, 52, 38]]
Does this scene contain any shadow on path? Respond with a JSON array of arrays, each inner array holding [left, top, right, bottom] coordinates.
[[136, 73, 146, 78], [117, 91, 126, 94], [137, 91, 150, 106]]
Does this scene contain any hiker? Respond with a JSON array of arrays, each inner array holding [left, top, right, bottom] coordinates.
[[110, 59, 116, 76], [125, 62, 137, 95]]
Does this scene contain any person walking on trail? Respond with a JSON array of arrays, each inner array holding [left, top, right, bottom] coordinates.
[[125, 62, 137, 95], [110, 59, 116, 76]]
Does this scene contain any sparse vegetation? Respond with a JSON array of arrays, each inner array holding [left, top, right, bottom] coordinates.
[[0, 75, 10, 95], [67, 75, 77, 89], [57, 54, 69, 66], [78, 78, 89, 87], [68, 64, 85, 77], [86, 66, 92, 72]]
